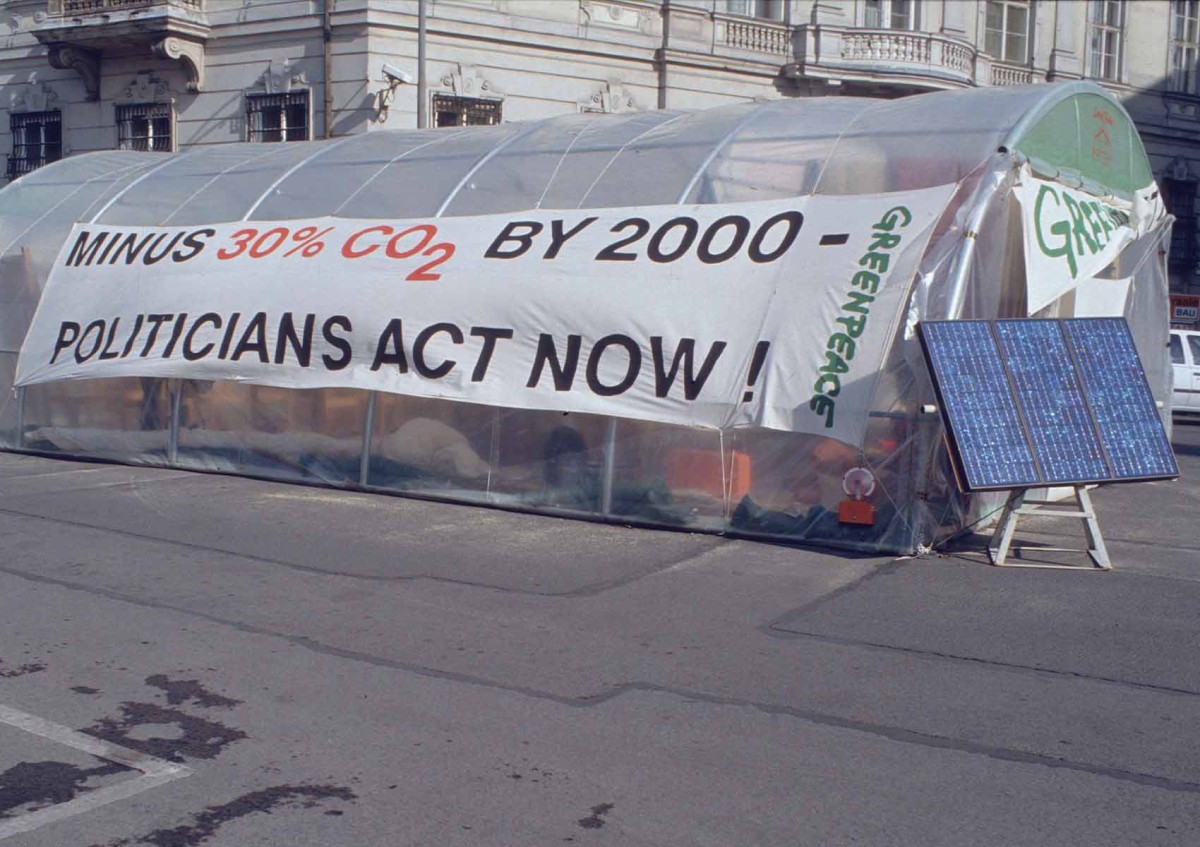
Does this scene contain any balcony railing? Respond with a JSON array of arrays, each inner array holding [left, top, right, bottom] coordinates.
[[990, 62, 1038, 86], [837, 29, 974, 79], [720, 16, 791, 56], [787, 26, 976, 88], [48, 0, 202, 14]]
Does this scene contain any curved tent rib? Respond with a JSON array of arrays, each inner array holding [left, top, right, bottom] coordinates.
[[242, 136, 365, 221], [331, 129, 473, 216], [0, 159, 151, 258], [160, 145, 325, 226], [88, 152, 201, 223], [574, 112, 691, 209], [675, 106, 774, 205], [434, 120, 552, 218]]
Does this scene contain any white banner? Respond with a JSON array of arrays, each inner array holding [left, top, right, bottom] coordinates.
[[16, 187, 954, 446], [1015, 170, 1140, 314]]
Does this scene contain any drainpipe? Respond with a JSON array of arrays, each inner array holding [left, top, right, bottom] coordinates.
[[656, 0, 670, 110], [417, 0, 428, 129], [323, 0, 334, 138]]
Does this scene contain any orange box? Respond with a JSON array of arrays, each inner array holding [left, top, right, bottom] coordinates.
[[664, 449, 752, 501], [838, 499, 876, 525]]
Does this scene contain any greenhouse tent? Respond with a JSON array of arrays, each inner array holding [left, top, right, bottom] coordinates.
[[0, 81, 1171, 554]]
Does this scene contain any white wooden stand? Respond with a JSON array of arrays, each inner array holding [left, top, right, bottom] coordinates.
[[987, 486, 1111, 570]]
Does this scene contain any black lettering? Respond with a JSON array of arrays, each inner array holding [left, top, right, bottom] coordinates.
[[139, 314, 173, 357], [469, 326, 514, 382], [75, 320, 106, 363], [544, 217, 597, 259], [120, 314, 144, 358], [484, 221, 543, 259], [586, 334, 641, 396], [50, 321, 80, 364], [413, 322, 463, 379], [65, 231, 109, 267], [98, 317, 122, 360], [184, 313, 222, 361], [370, 318, 409, 372], [697, 216, 750, 264], [95, 232, 121, 265], [107, 232, 156, 265], [650, 337, 727, 400], [172, 228, 215, 263], [143, 232, 186, 265], [647, 217, 699, 264], [595, 217, 649, 262], [526, 334, 581, 390], [275, 312, 314, 367], [748, 211, 803, 263], [230, 312, 269, 363], [161, 313, 189, 358], [218, 312, 241, 359], [321, 315, 353, 371]]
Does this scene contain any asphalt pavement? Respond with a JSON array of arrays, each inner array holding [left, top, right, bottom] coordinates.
[[0, 421, 1198, 846]]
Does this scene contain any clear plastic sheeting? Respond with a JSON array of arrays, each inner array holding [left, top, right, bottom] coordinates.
[[0, 82, 1172, 554]]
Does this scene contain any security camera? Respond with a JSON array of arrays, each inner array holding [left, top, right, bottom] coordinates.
[[382, 64, 414, 85]]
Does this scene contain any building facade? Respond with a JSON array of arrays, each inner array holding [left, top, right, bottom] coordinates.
[[1, 0, 1198, 291]]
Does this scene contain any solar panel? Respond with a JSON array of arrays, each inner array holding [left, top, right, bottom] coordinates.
[[994, 320, 1110, 485], [917, 321, 1039, 490], [918, 318, 1178, 492], [1062, 318, 1179, 481]]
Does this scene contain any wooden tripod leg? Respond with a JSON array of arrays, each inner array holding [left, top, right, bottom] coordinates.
[[987, 490, 1025, 566], [1076, 487, 1112, 570]]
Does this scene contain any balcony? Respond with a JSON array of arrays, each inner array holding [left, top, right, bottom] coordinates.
[[36, 0, 209, 98], [788, 25, 978, 91]]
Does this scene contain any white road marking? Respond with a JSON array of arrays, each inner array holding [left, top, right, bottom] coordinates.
[[0, 703, 191, 840]]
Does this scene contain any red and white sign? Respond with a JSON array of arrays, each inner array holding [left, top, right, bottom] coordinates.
[[1171, 294, 1200, 325]]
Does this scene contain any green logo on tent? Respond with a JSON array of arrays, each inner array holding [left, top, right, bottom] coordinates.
[[1032, 183, 1129, 280]]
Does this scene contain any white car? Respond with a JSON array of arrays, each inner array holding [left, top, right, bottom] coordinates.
[[1170, 329, 1200, 416]]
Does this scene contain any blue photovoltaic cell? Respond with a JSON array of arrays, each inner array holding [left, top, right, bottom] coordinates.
[[919, 317, 1178, 492], [918, 321, 1038, 490], [994, 321, 1109, 485], [1061, 318, 1179, 481]]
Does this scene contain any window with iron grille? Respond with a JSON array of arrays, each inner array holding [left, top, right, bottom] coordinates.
[[985, 0, 1031, 64], [246, 91, 310, 142], [1163, 178, 1198, 271], [432, 95, 502, 128], [1088, 1, 1124, 81], [7, 110, 62, 180], [1171, 0, 1200, 94], [864, 0, 915, 29], [116, 102, 173, 152]]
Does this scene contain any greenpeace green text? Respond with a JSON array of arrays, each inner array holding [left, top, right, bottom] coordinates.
[[809, 205, 912, 429], [1033, 183, 1130, 279]]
